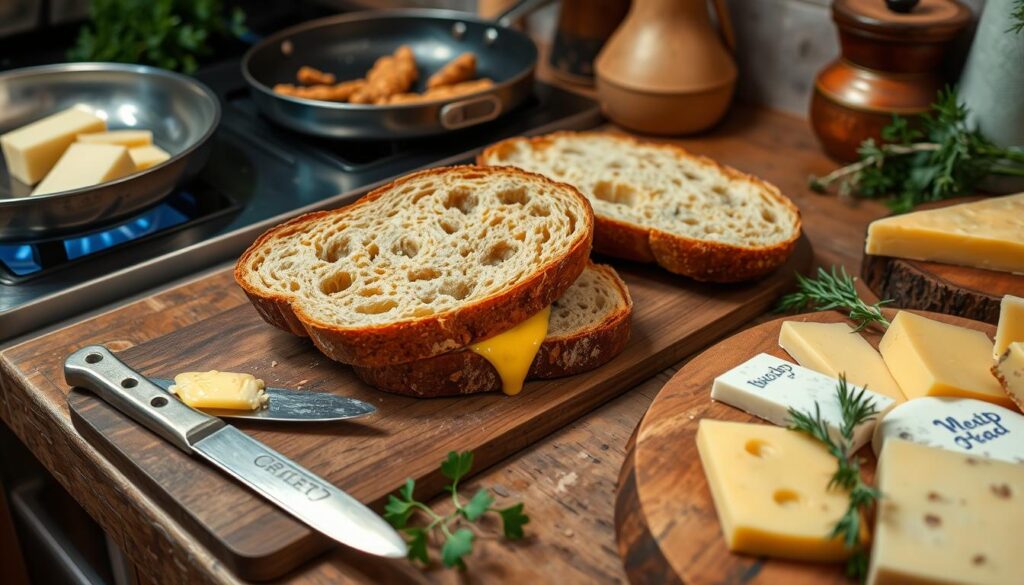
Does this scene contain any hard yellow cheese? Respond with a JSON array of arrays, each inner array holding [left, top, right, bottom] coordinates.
[[865, 193, 1024, 274], [879, 311, 1012, 408], [779, 321, 905, 402], [994, 295, 1024, 360], [169, 371, 268, 411], [1, 107, 106, 185], [993, 342, 1024, 412], [129, 144, 171, 170], [869, 439, 1024, 585], [77, 129, 153, 147], [31, 143, 136, 196], [469, 306, 550, 396], [696, 419, 853, 562]]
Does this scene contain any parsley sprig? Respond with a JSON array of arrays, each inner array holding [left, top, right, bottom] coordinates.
[[809, 89, 1024, 212], [776, 266, 891, 332], [384, 451, 529, 569], [788, 376, 880, 581]]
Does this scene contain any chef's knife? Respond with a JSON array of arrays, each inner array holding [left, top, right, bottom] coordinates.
[[63, 345, 407, 559], [147, 378, 376, 422]]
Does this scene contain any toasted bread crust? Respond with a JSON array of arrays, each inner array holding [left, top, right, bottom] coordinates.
[[478, 131, 802, 282], [235, 165, 594, 367], [354, 263, 633, 396]]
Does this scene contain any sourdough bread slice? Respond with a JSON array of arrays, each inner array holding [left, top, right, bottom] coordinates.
[[235, 165, 594, 367], [478, 132, 801, 283], [354, 262, 632, 396]]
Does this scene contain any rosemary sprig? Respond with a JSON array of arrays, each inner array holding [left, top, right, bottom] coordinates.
[[788, 376, 880, 581], [1012, 0, 1024, 34], [776, 266, 891, 332]]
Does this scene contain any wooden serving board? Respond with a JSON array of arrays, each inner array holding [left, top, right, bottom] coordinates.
[[860, 197, 1023, 324], [614, 309, 995, 585], [66, 236, 810, 581]]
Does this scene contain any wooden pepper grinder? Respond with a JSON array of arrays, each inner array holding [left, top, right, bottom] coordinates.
[[595, 0, 736, 135], [810, 0, 970, 162]]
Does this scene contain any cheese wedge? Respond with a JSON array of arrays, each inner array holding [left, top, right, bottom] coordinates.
[[994, 295, 1024, 360], [169, 371, 268, 411], [779, 321, 905, 402], [129, 144, 170, 170], [469, 306, 551, 396], [993, 342, 1024, 412], [879, 311, 1012, 408], [77, 129, 153, 147], [696, 419, 854, 562], [31, 143, 136, 196], [869, 439, 1024, 585], [1, 107, 106, 185], [865, 194, 1024, 274]]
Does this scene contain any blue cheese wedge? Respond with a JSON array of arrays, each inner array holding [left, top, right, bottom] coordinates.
[[169, 371, 268, 411], [711, 353, 896, 452], [871, 396, 1024, 464]]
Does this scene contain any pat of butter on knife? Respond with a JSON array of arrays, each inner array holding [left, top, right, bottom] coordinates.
[[169, 371, 269, 411]]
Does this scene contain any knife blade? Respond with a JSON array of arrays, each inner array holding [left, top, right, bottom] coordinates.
[[63, 345, 407, 559], [148, 378, 376, 422]]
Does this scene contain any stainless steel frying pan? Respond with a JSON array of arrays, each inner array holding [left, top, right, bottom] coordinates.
[[242, 7, 542, 139], [0, 63, 220, 243]]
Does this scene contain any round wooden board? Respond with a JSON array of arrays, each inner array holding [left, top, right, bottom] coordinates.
[[614, 309, 996, 585], [859, 197, 1024, 325]]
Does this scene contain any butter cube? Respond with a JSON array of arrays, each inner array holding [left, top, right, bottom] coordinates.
[[31, 143, 135, 196], [169, 371, 268, 411], [994, 295, 1024, 360], [1, 107, 106, 185], [879, 311, 1011, 408], [77, 129, 153, 147], [129, 144, 170, 170]]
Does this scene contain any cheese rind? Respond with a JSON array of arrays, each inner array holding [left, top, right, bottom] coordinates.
[[169, 371, 268, 411], [77, 129, 153, 147], [993, 295, 1024, 360], [31, 143, 136, 196], [469, 306, 550, 396], [711, 352, 895, 451], [779, 320, 905, 402], [696, 419, 853, 561], [871, 396, 1024, 463], [865, 193, 1024, 274], [879, 311, 1012, 408], [1, 107, 106, 185], [868, 439, 1024, 585], [993, 342, 1024, 412], [129, 144, 170, 170]]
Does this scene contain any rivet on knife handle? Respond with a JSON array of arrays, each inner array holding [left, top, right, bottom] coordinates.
[[64, 345, 224, 453]]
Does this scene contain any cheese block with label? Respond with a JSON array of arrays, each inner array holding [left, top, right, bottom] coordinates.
[[128, 144, 170, 170], [696, 419, 854, 562], [779, 321, 905, 402], [993, 342, 1024, 412], [871, 396, 1024, 463], [868, 439, 1024, 585], [711, 353, 895, 451], [994, 295, 1024, 360], [77, 129, 153, 147], [169, 371, 268, 411], [1, 107, 106, 185], [864, 193, 1024, 274], [31, 143, 136, 196], [879, 311, 1013, 408], [468, 306, 551, 396]]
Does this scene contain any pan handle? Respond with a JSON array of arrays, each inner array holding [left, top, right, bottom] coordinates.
[[495, 0, 558, 28], [439, 94, 503, 130]]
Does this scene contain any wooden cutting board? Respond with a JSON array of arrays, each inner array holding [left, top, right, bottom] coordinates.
[[615, 309, 996, 585], [66, 235, 811, 581]]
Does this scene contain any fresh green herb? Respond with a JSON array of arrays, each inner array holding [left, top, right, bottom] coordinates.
[[68, 0, 247, 73], [1012, 0, 1024, 34], [776, 266, 891, 332], [788, 375, 880, 582], [809, 89, 1024, 212], [384, 451, 529, 569]]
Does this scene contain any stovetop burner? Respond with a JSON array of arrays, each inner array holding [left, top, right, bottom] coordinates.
[[0, 59, 602, 342]]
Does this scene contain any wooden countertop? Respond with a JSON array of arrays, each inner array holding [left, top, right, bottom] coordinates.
[[0, 105, 892, 584]]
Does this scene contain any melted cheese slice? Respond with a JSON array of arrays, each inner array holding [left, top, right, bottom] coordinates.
[[469, 306, 551, 396], [169, 371, 268, 411]]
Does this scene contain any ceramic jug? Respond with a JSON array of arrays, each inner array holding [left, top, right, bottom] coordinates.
[[594, 0, 736, 135]]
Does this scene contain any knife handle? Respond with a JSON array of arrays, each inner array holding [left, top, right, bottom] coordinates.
[[64, 345, 224, 453]]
